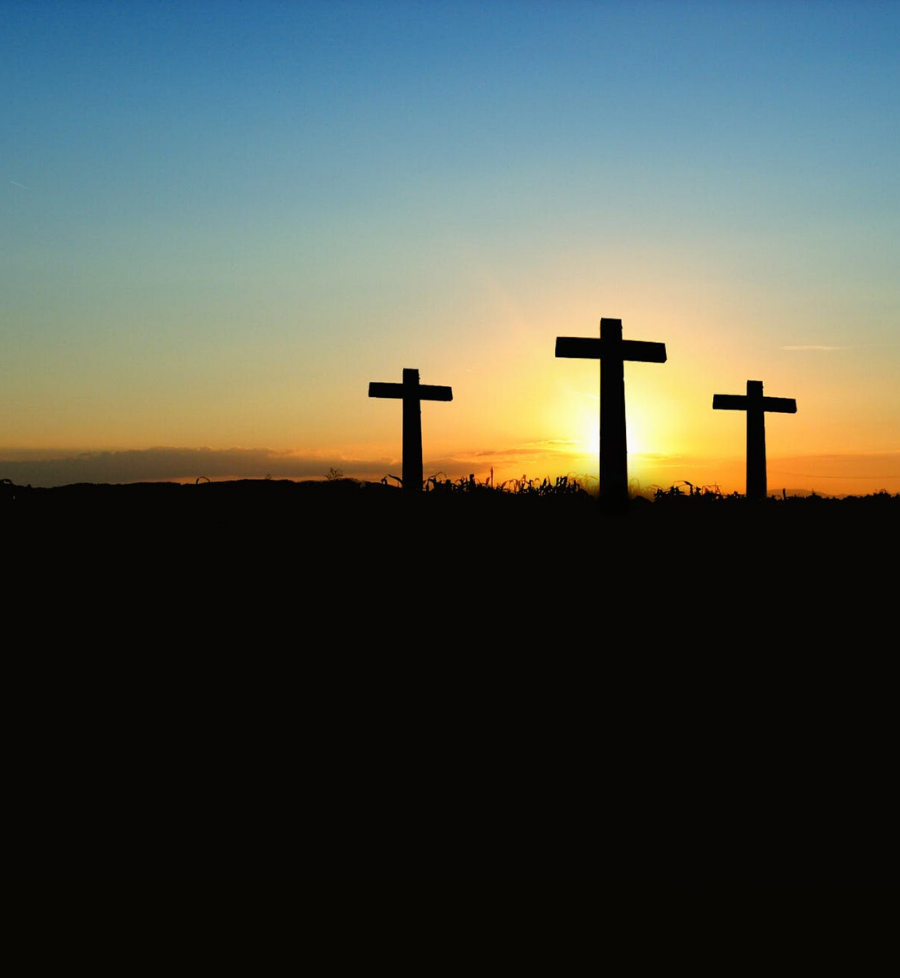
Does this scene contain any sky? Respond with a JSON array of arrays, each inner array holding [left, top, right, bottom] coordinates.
[[3, 0, 899, 495]]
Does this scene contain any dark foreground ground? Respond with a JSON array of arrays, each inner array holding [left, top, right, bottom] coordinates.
[[4, 479, 898, 880]]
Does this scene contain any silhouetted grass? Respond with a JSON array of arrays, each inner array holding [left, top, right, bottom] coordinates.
[[4, 473, 898, 533]]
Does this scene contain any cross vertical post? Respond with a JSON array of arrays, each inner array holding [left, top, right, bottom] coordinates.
[[712, 380, 797, 499], [555, 318, 667, 507], [600, 319, 627, 502], [368, 367, 453, 492]]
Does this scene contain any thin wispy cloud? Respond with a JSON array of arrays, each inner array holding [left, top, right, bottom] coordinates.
[[9, 180, 30, 190], [0, 446, 386, 487], [459, 439, 584, 459], [0, 443, 594, 488]]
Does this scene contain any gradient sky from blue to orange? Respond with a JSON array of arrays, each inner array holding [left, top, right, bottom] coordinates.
[[2, 0, 899, 493]]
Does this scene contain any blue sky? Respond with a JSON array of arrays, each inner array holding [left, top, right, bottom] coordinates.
[[3, 1, 899, 492]]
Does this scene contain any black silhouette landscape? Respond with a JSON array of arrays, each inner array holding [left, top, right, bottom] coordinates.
[[6, 473, 898, 881]]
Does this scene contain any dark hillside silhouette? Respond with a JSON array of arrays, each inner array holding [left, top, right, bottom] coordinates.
[[556, 318, 666, 509], [4, 478, 897, 880]]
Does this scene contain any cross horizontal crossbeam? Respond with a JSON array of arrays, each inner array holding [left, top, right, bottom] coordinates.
[[713, 393, 796, 414], [368, 381, 453, 401], [555, 336, 667, 364]]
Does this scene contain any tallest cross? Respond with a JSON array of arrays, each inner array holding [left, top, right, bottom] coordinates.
[[556, 318, 667, 506]]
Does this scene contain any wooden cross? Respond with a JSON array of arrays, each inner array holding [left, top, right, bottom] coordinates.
[[368, 368, 453, 492], [713, 380, 797, 499], [555, 318, 667, 506]]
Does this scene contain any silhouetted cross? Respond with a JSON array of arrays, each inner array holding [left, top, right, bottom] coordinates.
[[556, 318, 667, 506], [369, 368, 453, 492], [713, 380, 797, 499]]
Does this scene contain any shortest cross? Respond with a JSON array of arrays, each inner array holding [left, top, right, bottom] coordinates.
[[368, 368, 453, 492], [713, 380, 797, 499]]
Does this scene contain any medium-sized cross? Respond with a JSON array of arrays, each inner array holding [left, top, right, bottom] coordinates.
[[368, 368, 453, 492], [556, 318, 667, 506], [713, 380, 797, 499]]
